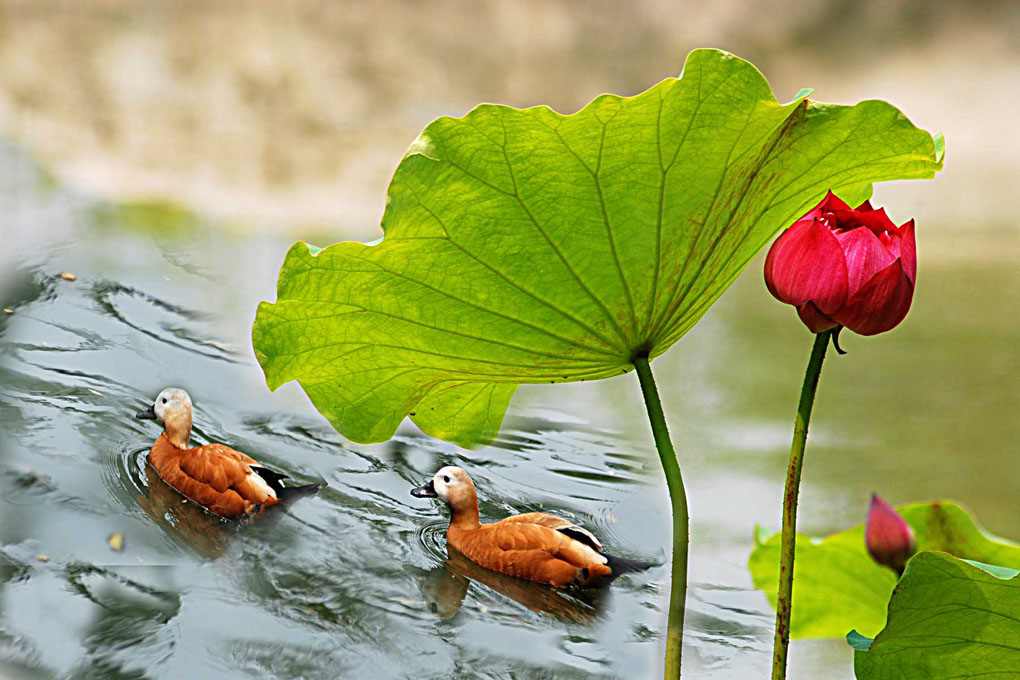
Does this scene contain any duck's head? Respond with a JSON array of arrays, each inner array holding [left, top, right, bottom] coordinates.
[[411, 466, 478, 520], [136, 387, 193, 449]]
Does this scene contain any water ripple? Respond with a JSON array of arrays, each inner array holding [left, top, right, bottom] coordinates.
[[414, 520, 450, 565], [90, 281, 240, 363]]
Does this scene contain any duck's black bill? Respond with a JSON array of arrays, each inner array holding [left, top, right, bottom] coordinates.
[[135, 405, 157, 420], [411, 480, 438, 498]]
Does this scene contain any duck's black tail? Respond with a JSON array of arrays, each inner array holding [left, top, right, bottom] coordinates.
[[278, 482, 322, 504], [254, 466, 322, 505], [604, 553, 655, 576]]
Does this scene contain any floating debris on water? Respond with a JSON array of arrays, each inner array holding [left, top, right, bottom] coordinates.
[[88, 389, 104, 397], [2, 308, 13, 314], [60, 272, 77, 281], [107, 532, 124, 551], [35, 554, 50, 563]]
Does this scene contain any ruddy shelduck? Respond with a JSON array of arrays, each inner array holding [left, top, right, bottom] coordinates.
[[136, 388, 318, 520], [412, 466, 647, 589]]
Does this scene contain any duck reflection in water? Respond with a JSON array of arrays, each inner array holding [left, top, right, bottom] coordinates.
[[422, 544, 605, 624], [137, 461, 318, 560], [136, 463, 233, 559]]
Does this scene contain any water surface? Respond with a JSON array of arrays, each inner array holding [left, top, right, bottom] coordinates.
[[2, 139, 1018, 679]]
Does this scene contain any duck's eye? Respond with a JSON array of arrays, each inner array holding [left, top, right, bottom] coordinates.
[[161, 398, 167, 404], [442, 475, 450, 484]]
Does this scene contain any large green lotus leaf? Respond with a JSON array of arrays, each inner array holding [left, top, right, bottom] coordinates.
[[252, 48, 943, 446], [748, 502, 1020, 639], [852, 552, 1020, 678]]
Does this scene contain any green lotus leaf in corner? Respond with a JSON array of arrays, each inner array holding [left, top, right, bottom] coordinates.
[[852, 552, 1020, 679], [252, 48, 943, 447], [748, 501, 1020, 640]]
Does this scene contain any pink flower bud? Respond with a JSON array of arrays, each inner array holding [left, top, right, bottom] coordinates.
[[865, 494, 917, 575], [764, 192, 916, 336]]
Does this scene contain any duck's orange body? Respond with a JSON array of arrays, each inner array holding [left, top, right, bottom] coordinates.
[[147, 433, 279, 519], [413, 467, 617, 589], [449, 512, 613, 588]]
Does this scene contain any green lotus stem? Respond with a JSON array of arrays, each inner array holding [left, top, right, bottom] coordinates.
[[771, 329, 832, 680], [633, 354, 688, 680]]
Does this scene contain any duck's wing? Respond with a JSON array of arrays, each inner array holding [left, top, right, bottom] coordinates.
[[458, 520, 608, 587], [178, 444, 279, 505], [499, 512, 603, 552], [189, 445, 295, 492]]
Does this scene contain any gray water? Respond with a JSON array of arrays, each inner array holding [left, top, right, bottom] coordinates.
[[2, 136, 1018, 679]]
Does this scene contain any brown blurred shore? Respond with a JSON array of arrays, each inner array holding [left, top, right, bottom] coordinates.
[[1, 0, 1017, 244]]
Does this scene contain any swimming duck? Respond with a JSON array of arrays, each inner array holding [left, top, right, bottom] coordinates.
[[136, 388, 318, 520], [411, 466, 646, 589]]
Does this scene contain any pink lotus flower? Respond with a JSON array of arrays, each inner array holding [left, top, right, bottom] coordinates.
[[764, 192, 916, 335], [865, 494, 917, 575]]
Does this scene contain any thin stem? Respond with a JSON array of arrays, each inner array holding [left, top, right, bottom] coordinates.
[[633, 354, 688, 680], [771, 330, 831, 680]]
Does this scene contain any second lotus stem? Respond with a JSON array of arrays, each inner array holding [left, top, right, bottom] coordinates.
[[771, 329, 832, 680]]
